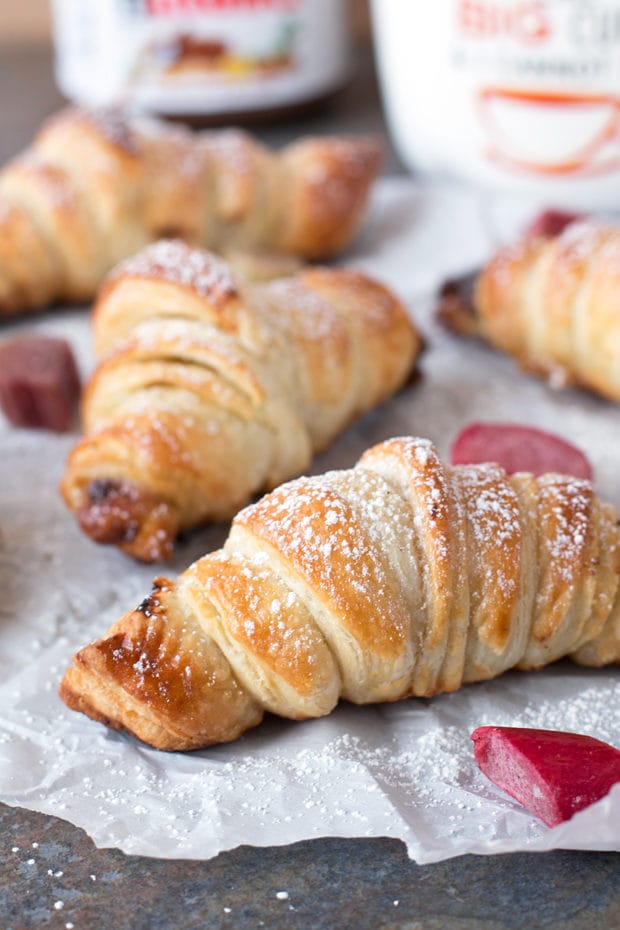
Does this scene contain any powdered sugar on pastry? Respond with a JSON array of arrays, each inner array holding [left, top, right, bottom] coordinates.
[[108, 240, 238, 302]]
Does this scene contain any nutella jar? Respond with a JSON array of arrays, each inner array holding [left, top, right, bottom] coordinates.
[[51, 0, 351, 121], [372, 0, 620, 208]]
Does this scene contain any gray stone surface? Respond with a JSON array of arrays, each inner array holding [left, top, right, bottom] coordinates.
[[2, 802, 619, 930]]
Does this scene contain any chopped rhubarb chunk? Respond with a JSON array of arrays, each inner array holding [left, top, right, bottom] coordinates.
[[0, 335, 81, 432], [450, 422, 592, 480], [472, 726, 620, 826], [524, 209, 586, 239]]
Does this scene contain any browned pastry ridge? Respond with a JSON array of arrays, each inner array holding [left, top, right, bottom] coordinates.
[[0, 106, 382, 316], [60, 241, 421, 561], [60, 436, 620, 752], [439, 219, 620, 402]]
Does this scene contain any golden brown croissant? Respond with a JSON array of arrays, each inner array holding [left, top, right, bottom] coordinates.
[[439, 219, 620, 402], [0, 106, 382, 316], [60, 436, 620, 751], [60, 240, 420, 561]]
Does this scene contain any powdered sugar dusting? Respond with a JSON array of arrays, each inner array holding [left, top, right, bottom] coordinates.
[[539, 475, 592, 582], [263, 277, 345, 342], [13, 155, 76, 210], [80, 107, 138, 154], [491, 219, 606, 290], [303, 137, 380, 213], [109, 240, 237, 301], [548, 218, 612, 286], [240, 472, 408, 655], [485, 235, 534, 290], [196, 550, 330, 706], [458, 463, 521, 600], [202, 129, 256, 173], [556, 217, 608, 258], [135, 116, 206, 184]]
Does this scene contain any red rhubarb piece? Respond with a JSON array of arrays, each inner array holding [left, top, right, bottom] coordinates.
[[524, 209, 586, 239], [0, 335, 81, 432], [471, 726, 620, 826], [450, 422, 592, 480]]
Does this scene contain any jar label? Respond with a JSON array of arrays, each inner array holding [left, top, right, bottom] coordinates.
[[51, 0, 349, 114]]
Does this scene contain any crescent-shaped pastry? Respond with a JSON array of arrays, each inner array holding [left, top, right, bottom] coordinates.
[[0, 106, 382, 315], [61, 436, 620, 751], [60, 241, 421, 560], [439, 219, 620, 402]]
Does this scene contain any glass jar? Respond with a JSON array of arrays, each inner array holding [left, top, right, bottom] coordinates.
[[51, 0, 351, 122]]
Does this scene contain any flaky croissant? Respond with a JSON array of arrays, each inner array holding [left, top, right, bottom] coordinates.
[[60, 241, 420, 561], [60, 436, 620, 751], [0, 106, 381, 316], [439, 219, 620, 402]]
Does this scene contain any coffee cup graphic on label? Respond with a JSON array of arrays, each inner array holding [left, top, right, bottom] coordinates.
[[478, 87, 620, 176]]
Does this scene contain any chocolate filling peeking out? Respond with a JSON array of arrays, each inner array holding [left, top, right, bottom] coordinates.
[[79, 479, 158, 545], [436, 270, 479, 337]]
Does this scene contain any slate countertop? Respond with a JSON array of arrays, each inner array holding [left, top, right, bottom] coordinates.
[[0, 41, 618, 930]]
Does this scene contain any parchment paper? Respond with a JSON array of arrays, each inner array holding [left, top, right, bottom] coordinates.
[[0, 179, 618, 863]]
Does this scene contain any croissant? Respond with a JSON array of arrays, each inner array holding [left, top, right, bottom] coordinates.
[[60, 240, 420, 561], [0, 106, 381, 316], [438, 219, 620, 402], [60, 436, 620, 751]]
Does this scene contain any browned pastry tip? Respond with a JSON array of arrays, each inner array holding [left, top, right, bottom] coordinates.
[[61, 576, 263, 750], [74, 479, 179, 563], [436, 271, 480, 337]]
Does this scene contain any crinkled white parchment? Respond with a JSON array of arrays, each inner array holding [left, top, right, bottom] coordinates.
[[0, 180, 618, 863]]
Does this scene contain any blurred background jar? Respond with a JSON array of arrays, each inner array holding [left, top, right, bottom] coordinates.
[[50, 0, 352, 123], [372, 0, 620, 208]]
